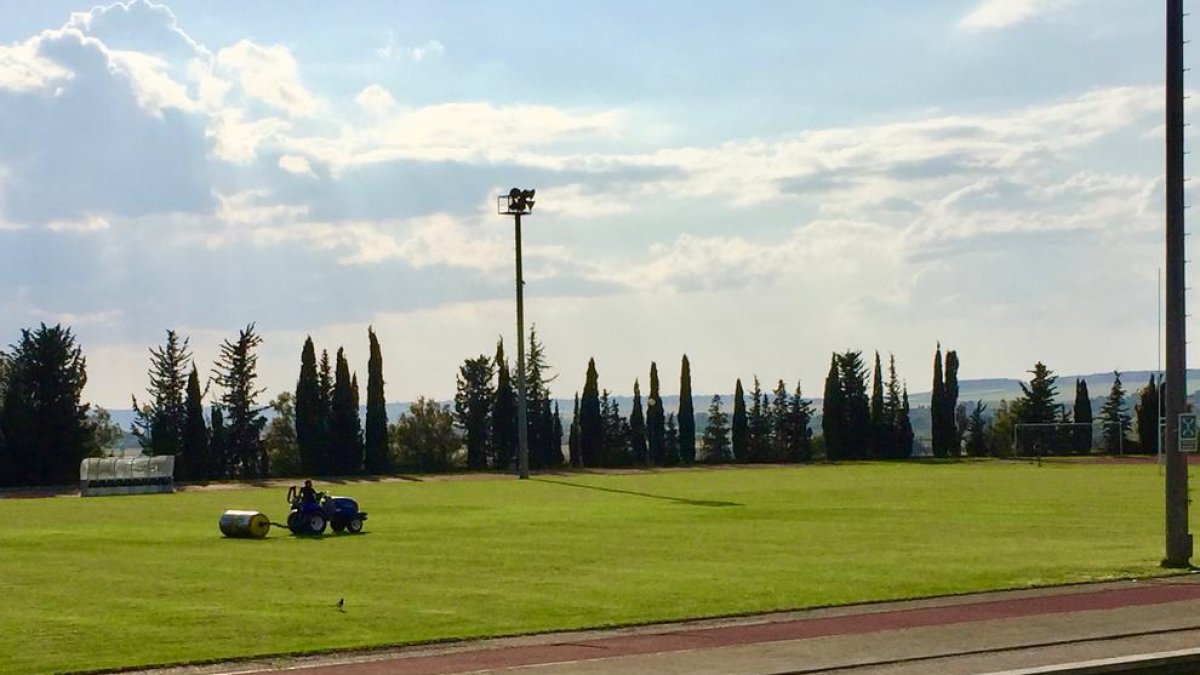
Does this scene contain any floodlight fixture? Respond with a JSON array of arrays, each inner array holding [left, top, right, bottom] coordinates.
[[499, 187, 536, 215]]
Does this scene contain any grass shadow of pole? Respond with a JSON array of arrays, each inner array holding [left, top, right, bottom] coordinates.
[[532, 478, 743, 507]]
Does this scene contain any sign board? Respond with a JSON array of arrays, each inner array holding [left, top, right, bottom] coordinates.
[[1180, 413, 1198, 453]]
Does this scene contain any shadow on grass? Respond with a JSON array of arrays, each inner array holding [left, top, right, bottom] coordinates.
[[532, 478, 743, 508]]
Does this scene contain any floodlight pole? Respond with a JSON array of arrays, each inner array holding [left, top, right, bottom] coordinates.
[[513, 209, 530, 480], [1164, 0, 1192, 568]]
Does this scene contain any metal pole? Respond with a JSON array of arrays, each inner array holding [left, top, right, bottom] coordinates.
[[1164, 0, 1192, 568], [514, 211, 530, 480]]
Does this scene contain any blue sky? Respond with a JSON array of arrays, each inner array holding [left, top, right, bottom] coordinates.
[[0, 0, 1185, 407]]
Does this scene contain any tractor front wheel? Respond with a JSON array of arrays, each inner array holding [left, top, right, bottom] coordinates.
[[287, 511, 301, 534], [306, 513, 327, 534], [347, 517, 363, 534]]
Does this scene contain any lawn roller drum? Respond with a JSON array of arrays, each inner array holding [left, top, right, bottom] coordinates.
[[218, 485, 367, 538]]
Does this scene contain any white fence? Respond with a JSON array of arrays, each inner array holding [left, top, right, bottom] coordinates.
[[79, 455, 174, 497]]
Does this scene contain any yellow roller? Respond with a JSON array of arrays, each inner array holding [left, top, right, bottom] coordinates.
[[219, 510, 271, 538]]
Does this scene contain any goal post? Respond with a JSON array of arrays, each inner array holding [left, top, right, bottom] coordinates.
[[1013, 422, 1095, 458]]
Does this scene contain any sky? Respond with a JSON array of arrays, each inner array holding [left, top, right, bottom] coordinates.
[[0, 0, 1188, 409]]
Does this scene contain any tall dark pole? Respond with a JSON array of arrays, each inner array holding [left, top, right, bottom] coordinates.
[[514, 211, 530, 480], [1164, 0, 1191, 568]]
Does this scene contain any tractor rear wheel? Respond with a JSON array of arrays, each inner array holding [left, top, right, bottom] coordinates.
[[347, 517, 363, 534], [306, 513, 327, 534]]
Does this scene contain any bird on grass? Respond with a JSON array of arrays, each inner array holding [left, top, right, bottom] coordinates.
[[335, 598, 344, 612]]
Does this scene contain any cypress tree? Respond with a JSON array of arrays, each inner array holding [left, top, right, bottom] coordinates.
[[898, 384, 914, 458], [209, 405, 225, 479], [490, 339, 517, 470], [181, 365, 209, 481], [821, 354, 845, 461], [1135, 375, 1159, 456], [579, 358, 602, 467], [944, 350, 961, 457], [629, 379, 647, 465], [295, 337, 323, 474], [646, 362, 665, 466], [665, 412, 679, 462], [569, 393, 581, 467], [317, 349, 334, 473], [329, 348, 363, 474], [931, 344, 946, 458], [747, 376, 770, 461], [677, 355, 695, 465], [1074, 379, 1094, 454], [869, 351, 884, 459], [731, 378, 748, 463], [553, 402, 564, 467], [364, 328, 390, 474]]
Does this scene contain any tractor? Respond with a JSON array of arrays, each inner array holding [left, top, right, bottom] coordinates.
[[285, 484, 367, 535]]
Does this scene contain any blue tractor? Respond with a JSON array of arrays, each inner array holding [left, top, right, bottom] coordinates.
[[285, 485, 368, 535]]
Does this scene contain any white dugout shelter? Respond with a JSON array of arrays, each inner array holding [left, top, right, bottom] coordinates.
[[79, 455, 175, 497]]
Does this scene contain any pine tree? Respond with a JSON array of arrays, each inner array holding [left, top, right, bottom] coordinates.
[[629, 379, 647, 465], [944, 350, 961, 457], [569, 393, 581, 467], [701, 395, 730, 463], [790, 380, 814, 462], [1073, 379, 1094, 454], [770, 380, 791, 462], [1017, 362, 1059, 424], [1099, 371, 1131, 454], [579, 358, 602, 467], [295, 337, 323, 474], [210, 324, 268, 479], [747, 376, 770, 462], [884, 354, 902, 459], [646, 362, 665, 466], [731, 378, 748, 463], [930, 344, 946, 458], [181, 365, 209, 481], [821, 354, 845, 461], [455, 354, 495, 470], [678, 355, 695, 465], [964, 401, 988, 457], [524, 327, 557, 469], [364, 327, 390, 474], [868, 351, 885, 459], [490, 339, 517, 470], [131, 330, 191, 457], [328, 347, 363, 474], [599, 389, 630, 466], [0, 324, 91, 486], [839, 351, 870, 460], [1135, 375, 1160, 456]]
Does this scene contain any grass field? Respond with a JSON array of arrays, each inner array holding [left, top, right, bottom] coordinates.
[[0, 461, 1190, 674]]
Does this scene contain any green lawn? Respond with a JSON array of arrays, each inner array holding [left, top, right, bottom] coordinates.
[[0, 461, 1189, 674]]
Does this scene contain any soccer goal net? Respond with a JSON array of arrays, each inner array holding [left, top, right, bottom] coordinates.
[[1013, 422, 1095, 458]]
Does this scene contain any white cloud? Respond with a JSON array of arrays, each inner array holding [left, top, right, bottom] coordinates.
[[215, 40, 316, 116], [959, 0, 1077, 31], [278, 155, 316, 177], [377, 37, 445, 62], [46, 215, 110, 233], [355, 84, 397, 117], [208, 108, 291, 163], [0, 40, 72, 91]]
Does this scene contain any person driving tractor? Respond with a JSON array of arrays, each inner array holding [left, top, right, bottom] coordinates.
[[299, 479, 319, 506]]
